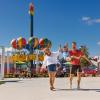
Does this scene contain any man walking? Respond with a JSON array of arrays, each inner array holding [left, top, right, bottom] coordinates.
[[68, 42, 83, 89]]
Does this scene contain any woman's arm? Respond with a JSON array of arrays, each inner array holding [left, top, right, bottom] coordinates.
[[81, 55, 92, 64], [42, 56, 47, 67]]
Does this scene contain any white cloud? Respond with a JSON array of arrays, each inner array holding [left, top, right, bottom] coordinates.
[[82, 16, 91, 21], [82, 16, 100, 25], [95, 19, 100, 23], [97, 41, 100, 45]]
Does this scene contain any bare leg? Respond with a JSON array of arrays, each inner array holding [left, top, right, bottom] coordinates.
[[77, 72, 81, 89], [52, 72, 56, 89], [48, 73, 53, 90], [69, 74, 73, 89]]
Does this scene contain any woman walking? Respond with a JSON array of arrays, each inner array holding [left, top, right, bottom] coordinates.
[[43, 47, 61, 90]]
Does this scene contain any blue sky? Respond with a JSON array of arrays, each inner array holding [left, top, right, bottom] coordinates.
[[0, 0, 100, 56]]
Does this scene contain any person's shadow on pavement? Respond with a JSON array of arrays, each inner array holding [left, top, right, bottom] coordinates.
[[54, 88, 100, 92]]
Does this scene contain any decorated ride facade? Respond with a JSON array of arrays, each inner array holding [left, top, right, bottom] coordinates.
[[5, 37, 52, 76], [10, 37, 51, 62]]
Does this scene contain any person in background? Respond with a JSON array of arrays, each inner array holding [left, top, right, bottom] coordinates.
[[62, 43, 69, 61], [42, 47, 61, 90], [26, 67, 31, 78]]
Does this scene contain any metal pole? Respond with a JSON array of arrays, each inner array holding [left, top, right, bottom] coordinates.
[[29, 3, 34, 68], [0, 46, 5, 80]]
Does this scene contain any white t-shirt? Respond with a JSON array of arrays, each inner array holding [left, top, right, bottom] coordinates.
[[62, 51, 69, 60], [43, 51, 60, 66]]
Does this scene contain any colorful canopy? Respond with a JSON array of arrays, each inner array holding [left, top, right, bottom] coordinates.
[[11, 37, 51, 50], [28, 37, 39, 48], [39, 38, 52, 50], [10, 39, 17, 49], [17, 37, 26, 49], [11, 37, 26, 49]]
